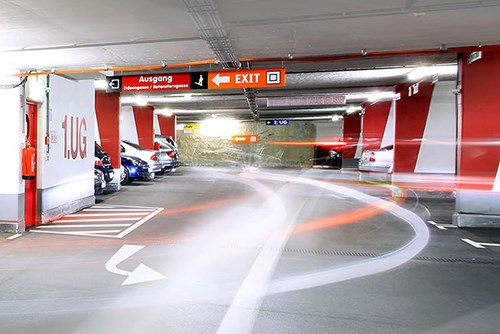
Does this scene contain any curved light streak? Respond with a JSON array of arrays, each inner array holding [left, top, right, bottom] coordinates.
[[240, 170, 430, 295]]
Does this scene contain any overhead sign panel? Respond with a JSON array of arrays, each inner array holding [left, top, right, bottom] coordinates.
[[107, 68, 285, 93], [208, 69, 285, 89]]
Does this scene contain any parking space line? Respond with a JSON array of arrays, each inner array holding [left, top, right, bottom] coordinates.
[[82, 208, 157, 212], [427, 220, 447, 230], [32, 230, 123, 237], [36, 224, 132, 228], [53, 218, 139, 223], [70, 213, 151, 217], [6, 233, 23, 240], [116, 208, 164, 238]]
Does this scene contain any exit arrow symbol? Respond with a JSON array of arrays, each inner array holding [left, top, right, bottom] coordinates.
[[234, 137, 245, 142], [105, 245, 166, 286], [108, 79, 120, 90], [212, 73, 230, 87]]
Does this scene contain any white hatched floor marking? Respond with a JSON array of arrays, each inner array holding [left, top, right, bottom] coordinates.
[[83, 208, 157, 212], [37, 224, 132, 228], [31, 204, 163, 238], [70, 212, 151, 217], [54, 218, 140, 223]]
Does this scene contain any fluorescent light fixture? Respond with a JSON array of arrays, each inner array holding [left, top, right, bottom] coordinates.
[[200, 118, 240, 138], [346, 91, 398, 102], [346, 106, 362, 114], [331, 115, 343, 122], [94, 80, 108, 90], [407, 65, 457, 81], [155, 109, 173, 117], [134, 97, 148, 106]]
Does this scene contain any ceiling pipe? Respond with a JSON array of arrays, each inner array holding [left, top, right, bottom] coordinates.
[[15, 44, 492, 78]]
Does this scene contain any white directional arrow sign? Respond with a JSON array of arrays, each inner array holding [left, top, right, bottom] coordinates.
[[108, 79, 120, 90], [105, 245, 166, 286], [211, 73, 231, 87]]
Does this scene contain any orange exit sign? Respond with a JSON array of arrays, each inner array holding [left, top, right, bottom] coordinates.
[[209, 69, 285, 90], [231, 135, 259, 144]]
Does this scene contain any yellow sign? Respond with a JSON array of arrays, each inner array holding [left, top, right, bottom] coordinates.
[[183, 123, 200, 131]]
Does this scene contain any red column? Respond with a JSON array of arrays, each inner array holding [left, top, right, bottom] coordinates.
[[394, 82, 434, 173], [362, 101, 392, 151], [158, 115, 177, 140], [95, 91, 120, 167], [133, 106, 154, 149], [459, 51, 500, 191], [342, 113, 361, 159]]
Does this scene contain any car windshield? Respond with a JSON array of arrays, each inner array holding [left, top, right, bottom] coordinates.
[[95, 142, 106, 154], [123, 140, 146, 150]]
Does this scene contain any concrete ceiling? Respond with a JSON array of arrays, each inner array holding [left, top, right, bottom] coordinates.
[[1, 0, 498, 119]]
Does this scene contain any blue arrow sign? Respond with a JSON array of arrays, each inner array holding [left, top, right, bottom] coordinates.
[[265, 119, 290, 126]]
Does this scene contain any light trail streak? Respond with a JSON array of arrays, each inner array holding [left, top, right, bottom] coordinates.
[[240, 170, 430, 295]]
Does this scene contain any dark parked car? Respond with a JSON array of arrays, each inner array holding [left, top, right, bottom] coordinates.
[[94, 169, 106, 195], [120, 155, 154, 185], [94, 142, 115, 183]]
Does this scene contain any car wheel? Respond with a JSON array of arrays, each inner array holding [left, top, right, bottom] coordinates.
[[121, 167, 130, 185]]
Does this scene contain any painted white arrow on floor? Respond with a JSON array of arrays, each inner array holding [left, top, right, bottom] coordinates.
[[105, 245, 166, 286]]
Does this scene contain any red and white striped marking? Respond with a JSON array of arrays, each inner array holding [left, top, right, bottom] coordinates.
[[31, 204, 163, 238]]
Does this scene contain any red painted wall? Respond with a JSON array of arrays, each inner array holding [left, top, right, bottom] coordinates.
[[158, 115, 176, 140], [459, 51, 500, 190], [133, 106, 154, 149], [362, 101, 391, 151], [95, 91, 121, 167], [394, 82, 433, 173], [342, 113, 361, 158]]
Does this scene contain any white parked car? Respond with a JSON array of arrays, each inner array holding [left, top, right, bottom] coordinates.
[[359, 145, 394, 173], [120, 140, 162, 177]]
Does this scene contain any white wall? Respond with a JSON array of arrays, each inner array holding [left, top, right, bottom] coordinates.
[[0, 87, 23, 196], [40, 75, 95, 218], [121, 105, 139, 143], [415, 81, 456, 174]]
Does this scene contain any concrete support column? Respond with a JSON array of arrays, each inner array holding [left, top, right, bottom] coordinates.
[[361, 101, 394, 151], [95, 91, 121, 191], [342, 113, 361, 169], [454, 51, 500, 227], [156, 115, 177, 140], [133, 106, 154, 149]]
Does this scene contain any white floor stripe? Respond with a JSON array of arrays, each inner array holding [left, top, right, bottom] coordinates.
[[32, 230, 123, 236], [462, 238, 485, 249], [36, 224, 132, 229], [6, 233, 23, 240], [116, 208, 163, 238], [70, 212, 150, 217], [82, 208, 156, 212], [54, 218, 139, 223]]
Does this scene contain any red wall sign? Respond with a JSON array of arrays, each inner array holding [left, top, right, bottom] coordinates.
[[122, 74, 191, 92], [108, 68, 286, 93]]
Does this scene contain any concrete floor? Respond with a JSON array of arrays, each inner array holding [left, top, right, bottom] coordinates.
[[1, 167, 499, 334]]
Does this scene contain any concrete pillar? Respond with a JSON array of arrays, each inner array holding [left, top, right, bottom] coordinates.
[[361, 101, 394, 151], [454, 51, 500, 227], [156, 115, 177, 140], [133, 106, 154, 149], [342, 113, 361, 169], [95, 91, 121, 192]]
